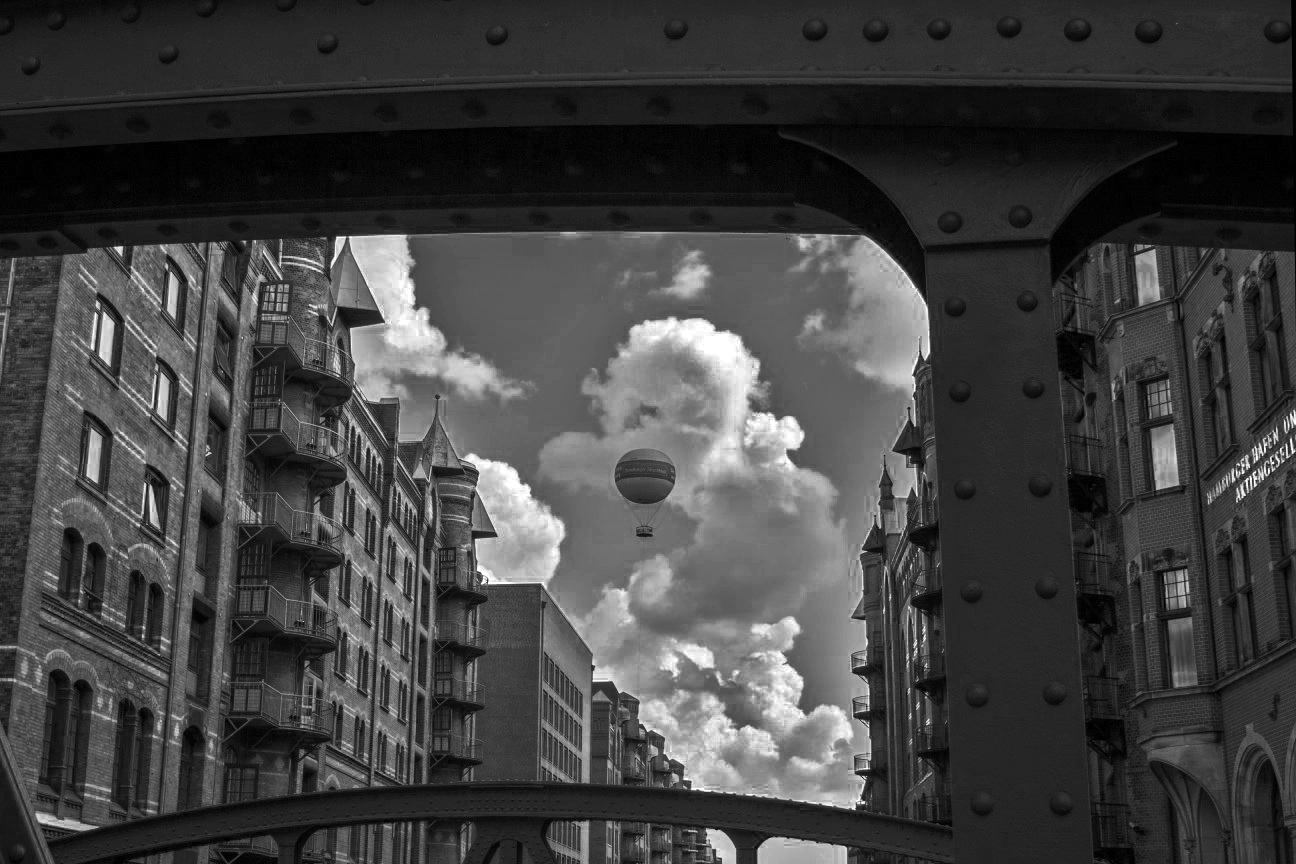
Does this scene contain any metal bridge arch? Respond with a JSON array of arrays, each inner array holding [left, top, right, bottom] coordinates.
[[43, 783, 952, 864], [0, 3, 1290, 864]]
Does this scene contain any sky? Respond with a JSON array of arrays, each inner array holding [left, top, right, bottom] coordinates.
[[344, 232, 928, 861]]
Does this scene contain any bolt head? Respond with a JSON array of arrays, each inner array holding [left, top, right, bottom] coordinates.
[[1135, 20, 1163, 43], [954, 480, 976, 500], [1022, 377, 1045, 398], [1264, 20, 1291, 43], [1043, 682, 1068, 704], [318, 33, 339, 53], [943, 297, 966, 317], [960, 581, 983, 603], [927, 18, 951, 40], [997, 17, 1021, 37], [966, 684, 990, 707], [949, 381, 971, 403], [1050, 792, 1075, 815], [937, 211, 963, 234], [1035, 577, 1059, 599], [971, 792, 995, 815], [1008, 205, 1033, 228], [485, 25, 508, 45], [1028, 474, 1053, 497], [1017, 291, 1038, 311], [862, 19, 888, 42], [664, 19, 688, 40], [1065, 18, 1092, 41]]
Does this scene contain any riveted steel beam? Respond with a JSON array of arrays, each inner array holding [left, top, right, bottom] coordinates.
[[0, 723, 55, 864], [46, 783, 952, 864]]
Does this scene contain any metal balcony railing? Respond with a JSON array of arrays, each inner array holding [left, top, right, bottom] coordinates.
[[248, 401, 346, 468], [291, 509, 343, 554], [437, 566, 489, 601], [255, 313, 306, 361], [1083, 675, 1122, 723], [233, 584, 338, 645], [237, 492, 294, 537], [915, 792, 952, 824], [1053, 288, 1096, 336], [622, 719, 648, 741], [916, 724, 950, 756], [851, 646, 885, 676], [650, 834, 672, 853], [650, 754, 672, 773], [622, 822, 647, 836], [1074, 551, 1115, 597], [302, 336, 354, 384], [623, 840, 647, 863], [911, 561, 941, 613], [428, 733, 483, 762], [434, 622, 488, 653], [853, 754, 886, 776], [431, 676, 485, 707], [1066, 435, 1105, 477], [622, 755, 646, 780], [227, 682, 333, 738], [851, 694, 885, 721], [1091, 802, 1132, 849], [256, 314, 355, 391], [913, 648, 946, 686], [906, 499, 939, 549]]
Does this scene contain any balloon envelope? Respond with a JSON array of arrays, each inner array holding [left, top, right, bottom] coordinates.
[[614, 449, 676, 505]]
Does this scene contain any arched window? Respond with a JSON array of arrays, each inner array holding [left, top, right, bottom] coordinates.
[[125, 571, 145, 637], [331, 701, 343, 740], [134, 709, 154, 812], [141, 468, 169, 536], [337, 631, 349, 678], [1252, 761, 1293, 864], [79, 414, 112, 490], [91, 295, 123, 374], [146, 583, 164, 647], [58, 529, 83, 601], [67, 681, 91, 795], [39, 672, 70, 790], [83, 543, 106, 615], [177, 726, 204, 811], [112, 700, 136, 809]]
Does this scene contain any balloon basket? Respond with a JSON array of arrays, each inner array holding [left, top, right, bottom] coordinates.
[[635, 525, 655, 539]]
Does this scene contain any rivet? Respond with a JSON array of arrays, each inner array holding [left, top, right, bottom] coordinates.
[[301, 216, 322, 231], [48, 123, 72, 141], [773, 212, 797, 227], [229, 220, 249, 234], [689, 209, 713, 227], [1035, 577, 1058, 599], [195, 0, 216, 17], [1008, 205, 1033, 228], [1028, 474, 1053, 497], [966, 684, 989, 707], [741, 96, 769, 117], [157, 224, 179, 238], [933, 146, 957, 166], [97, 227, 119, 241], [937, 212, 962, 234], [1043, 682, 1068, 705], [375, 214, 397, 229], [943, 297, 966, 317], [1216, 227, 1241, 242], [485, 25, 508, 45], [646, 97, 671, 118], [1022, 377, 1045, 398], [1050, 792, 1074, 815], [927, 18, 951, 40], [934, 64, 954, 73], [1017, 291, 1038, 311], [318, 33, 339, 53], [1264, 20, 1291, 43], [207, 111, 231, 129], [997, 17, 1021, 37], [461, 100, 486, 120], [275, 0, 296, 9], [121, 3, 140, 23], [553, 97, 577, 118], [0, 240, 18, 253], [862, 20, 888, 42], [373, 103, 398, 123], [1208, 68, 1231, 77], [803, 19, 827, 41], [1064, 19, 1091, 41], [664, 19, 688, 40], [1253, 107, 1282, 126], [158, 44, 179, 63], [1068, 66, 1089, 74], [960, 581, 983, 603], [290, 108, 315, 125], [21, 57, 41, 75], [126, 116, 150, 134], [608, 211, 631, 227], [954, 480, 976, 499], [1162, 104, 1193, 123], [36, 236, 58, 250], [450, 212, 471, 228], [1137, 223, 1162, 239], [1135, 20, 1162, 43], [47, 10, 67, 29], [970, 792, 995, 815], [949, 381, 971, 403], [0, 16, 13, 35]]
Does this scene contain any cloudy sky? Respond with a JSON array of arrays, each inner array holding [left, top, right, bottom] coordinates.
[[345, 232, 928, 858]]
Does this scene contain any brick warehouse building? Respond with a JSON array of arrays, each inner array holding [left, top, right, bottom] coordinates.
[[851, 245, 1295, 864], [0, 239, 500, 864]]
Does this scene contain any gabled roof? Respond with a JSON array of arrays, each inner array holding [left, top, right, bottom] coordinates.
[[331, 238, 386, 329], [851, 594, 869, 621], [891, 416, 922, 457], [861, 519, 886, 554], [471, 493, 498, 540]]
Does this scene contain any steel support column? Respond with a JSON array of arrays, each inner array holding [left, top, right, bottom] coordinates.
[[788, 126, 1168, 863], [463, 819, 557, 864], [0, 722, 54, 864], [721, 830, 768, 864]]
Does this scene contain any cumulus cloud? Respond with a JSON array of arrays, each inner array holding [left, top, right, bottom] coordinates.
[[658, 249, 712, 301], [344, 236, 532, 402], [790, 235, 928, 391], [538, 317, 855, 803], [465, 454, 566, 585]]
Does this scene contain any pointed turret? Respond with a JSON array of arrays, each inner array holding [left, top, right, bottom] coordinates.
[[891, 407, 923, 461], [471, 492, 498, 540], [913, 340, 928, 375], [862, 518, 886, 554], [422, 395, 465, 476], [879, 460, 895, 503], [331, 237, 387, 328]]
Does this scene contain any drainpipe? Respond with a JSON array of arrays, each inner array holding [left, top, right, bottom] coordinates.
[[0, 258, 16, 388], [159, 242, 213, 812]]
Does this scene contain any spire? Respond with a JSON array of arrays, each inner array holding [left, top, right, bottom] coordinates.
[[891, 408, 922, 460], [422, 394, 465, 476], [878, 457, 894, 501], [861, 516, 886, 554]]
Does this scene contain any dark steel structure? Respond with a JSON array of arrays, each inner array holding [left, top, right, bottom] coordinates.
[[0, 2, 1290, 863]]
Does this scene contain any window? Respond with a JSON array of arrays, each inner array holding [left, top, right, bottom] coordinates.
[[126, 571, 145, 637], [146, 583, 164, 647], [58, 529, 83, 602], [82, 544, 106, 615], [177, 728, 204, 811], [337, 632, 350, 679], [223, 764, 258, 804], [361, 579, 374, 624], [1131, 244, 1163, 305], [251, 364, 280, 399], [381, 665, 391, 710], [232, 640, 266, 679], [383, 601, 394, 644], [187, 607, 212, 699], [141, 469, 169, 535], [1246, 257, 1291, 412], [79, 415, 111, 490], [1141, 379, 1179, 491], [112, 701, 148, 810], [205, 417, 228, 480], [1201, 338, 1234, 460], [340, 560, 353, 605], [151, 360, 177, 427], [259, 279, 291, 315], [220, 242, 249, 300], [1222, 540, 1258, 665], [161, 259, 186, 329], [357, 647, 371, 693], [1158, 568, 1198, 688], [107, 246, 133, 268], [1274, 504, 1296, 640], [196, 517, 219, 597], [91, 296, 123, 374], [213, 321, 236, 387], [332, 702, 343, 741]]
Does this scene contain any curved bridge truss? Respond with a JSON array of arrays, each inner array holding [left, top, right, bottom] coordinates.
[[45, 783, 952, 864]]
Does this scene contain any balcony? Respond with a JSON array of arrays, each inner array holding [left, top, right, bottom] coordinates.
[[913, 648, 946, 694], [433, 622, 488, 657], [238, 494, 344, 572], [910, 561, 941, 614], [231, 584, 338, 655], [915, 791, 952, 825], [431, 676, 486, 711], [1065, 436, 1108, 515], [1084, 675, 1125, 759], [1053, 287, 1096, 381], [853, 754, 886, 777], [622, 718, 648, 742], [650, 754, 672, 774], [437, 566, 489, 605], [246, 400, 346, 487], [1091, 802, 1132, 851], [1075, 551, 1117, 633], [428, 732, 483, 764], [905, 499, 939, 551], [622, 755, 646, 781], [623, 822, 647, 836], [650, 834, 672, 854], [254, 313, 355, 407], [851, 646, 885, 677], [916, 724, 950, 761], [623, 840, 647, 863], [226, 682, 333, 742], [851, 694, 885, 724]]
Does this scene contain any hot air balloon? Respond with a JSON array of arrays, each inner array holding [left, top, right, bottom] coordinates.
[[614, 449, 676, 539]]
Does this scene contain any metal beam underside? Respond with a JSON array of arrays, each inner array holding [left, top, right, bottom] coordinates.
[[45, 783, 953, 864]]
